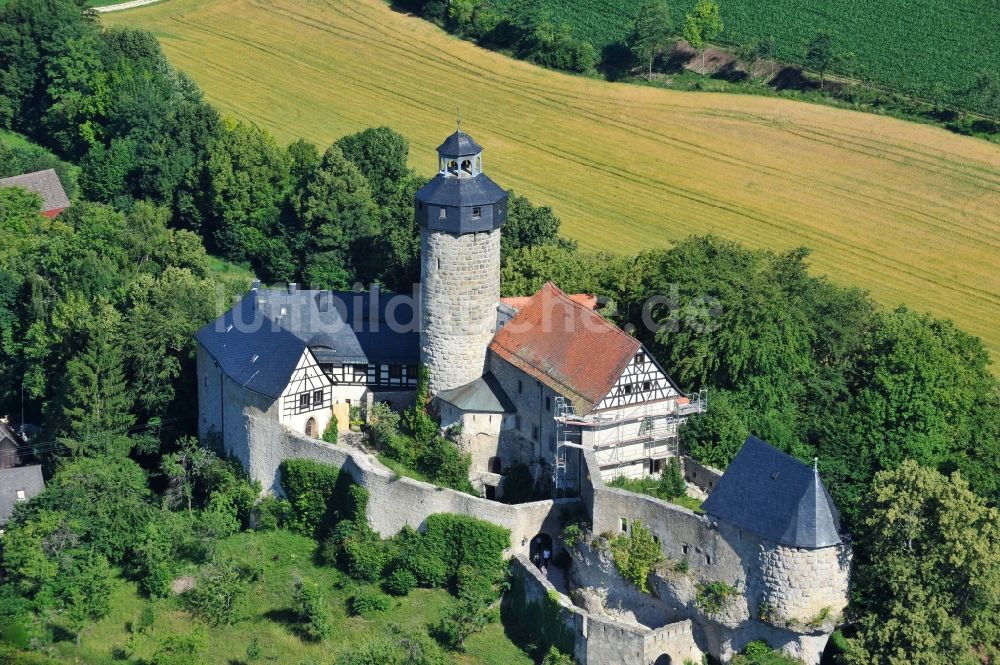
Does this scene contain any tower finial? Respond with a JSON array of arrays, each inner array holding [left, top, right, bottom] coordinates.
[[813, 457, 819, 472], [456, 108, 461, 132]]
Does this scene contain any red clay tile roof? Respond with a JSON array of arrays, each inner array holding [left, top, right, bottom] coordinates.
[[500, 293, 598, 311], [490, 282, 640, 414]]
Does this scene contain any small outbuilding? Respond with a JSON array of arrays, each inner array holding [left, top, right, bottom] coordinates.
[[0, 464, 44, 529], [0, 168, 70, 217]]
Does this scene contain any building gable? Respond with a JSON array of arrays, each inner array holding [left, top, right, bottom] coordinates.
[[280, 349, 333, 419], [594, 346, 681, 410]]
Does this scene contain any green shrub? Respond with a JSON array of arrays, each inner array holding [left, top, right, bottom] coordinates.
[[658, 457, 687, 499], [292, 579, 333, 641], [695, 580, 738, 614], [186, 556, 257, 625], [347, 588, 392, 617], [422, 514, 510, 586], [325, 520, 388, 582], [322, 416, 338, 444], [744, 641, 771, 657], [252, 496, 291, 531], [609, 520, 663, 592], [151, 635, 200, 665], [543, 647, 575, 664], [383, 567, 417, 596], [675, 558, 690, 573], [562, 523, 582, 549], [280, 459, 341, 536], [335, 639, 397, 665]]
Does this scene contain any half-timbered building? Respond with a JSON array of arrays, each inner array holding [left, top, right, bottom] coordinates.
[[194, 281, 420, 451]]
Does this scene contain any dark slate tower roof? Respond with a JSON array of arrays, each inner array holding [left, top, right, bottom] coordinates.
[[702, 436, 843, 548], [436, 130, 483, 157], [415, 126, 508, 234]]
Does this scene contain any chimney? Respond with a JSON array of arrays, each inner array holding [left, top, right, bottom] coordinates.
[[251, 278, 261, 290], [287, 282, 298, 294]]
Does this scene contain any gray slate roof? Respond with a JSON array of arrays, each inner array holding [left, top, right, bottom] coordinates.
[[701, 436, 842, 548], [436, 373, 516, 413], [437, 130, 483, 157], [415, 171, 507, 208], [0, 169, 69, 213], [195, 287, 419, 399], [0, 464, 44, 527]]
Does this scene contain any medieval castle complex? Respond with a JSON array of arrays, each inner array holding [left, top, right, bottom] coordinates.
[[195, 129, 851, 664]]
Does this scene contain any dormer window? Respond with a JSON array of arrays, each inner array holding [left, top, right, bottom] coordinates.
[[472, 207, 482, 219], [439, 208, 447, 219]]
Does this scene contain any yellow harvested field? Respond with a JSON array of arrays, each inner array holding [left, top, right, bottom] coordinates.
[[106, 0, 1000, 359]]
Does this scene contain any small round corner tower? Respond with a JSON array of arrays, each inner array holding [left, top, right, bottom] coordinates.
[[416, 128, 508, 394]]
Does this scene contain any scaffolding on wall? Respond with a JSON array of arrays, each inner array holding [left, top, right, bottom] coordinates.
[[557, 389, 709, 484]]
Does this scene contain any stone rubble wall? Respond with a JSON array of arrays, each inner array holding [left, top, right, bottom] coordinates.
[[578, 447, 847, 664], [420, 228, 501, 394], [759, 542, 851, 625], [281, 427, 573, 557], [509, 554, 701, 665], [681, 456, 724, 494]]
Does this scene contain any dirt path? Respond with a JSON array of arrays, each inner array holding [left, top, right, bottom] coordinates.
[[94, 0, 165, 13]]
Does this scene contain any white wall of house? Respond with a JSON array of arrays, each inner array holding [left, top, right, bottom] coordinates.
[[278, 350, 334, 438]]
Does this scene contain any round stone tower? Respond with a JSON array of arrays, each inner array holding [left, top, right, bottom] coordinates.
[[416, 128, 508, 394]]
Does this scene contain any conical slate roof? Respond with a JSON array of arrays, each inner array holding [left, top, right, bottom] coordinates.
[[436, 130, 483, 157], [701, 436, 842, 548]]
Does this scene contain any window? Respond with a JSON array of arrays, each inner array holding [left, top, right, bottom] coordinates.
[[682, 544, 689, 555], [389, 365, 402, 379], [461, 159, 472, 174], [620, 517, 629, 533], [439, 207, 447, 219], [635, 351, 645, 363], [515, 415, 522, 430], [643, 381, 651, 391], [15, 490, 26, 501], [545, 396, 551, 411], [299, 394, 310, 409], [472, 207, 482, 219], [532, 425, 539, 441], [650, 458, 665, 474], [706, 554, 712, 565], [353, 364, 368, 378], [485, 485, 497, 500], [624, 383, 633, 395], [489, 456, 502, 474], [305, 417, 317, 437], [517, 380, 523, 394], [312, 389, 324, 406]]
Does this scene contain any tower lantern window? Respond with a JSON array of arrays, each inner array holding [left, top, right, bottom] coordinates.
[[448, 160, 458, 174], [461, 159, 472, 174]]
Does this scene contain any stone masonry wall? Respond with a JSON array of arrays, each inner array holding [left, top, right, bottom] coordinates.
[[420, 228, 501, 394], [281, 427, 573, 557], [759, 542, 851, 625], [508, 554, 701, 665], [580, 448, 848, 664]]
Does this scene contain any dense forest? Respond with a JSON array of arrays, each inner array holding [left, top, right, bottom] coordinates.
[[1, 0, 999, 663]]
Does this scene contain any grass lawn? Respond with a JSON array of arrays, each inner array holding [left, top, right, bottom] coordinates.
[[104, 0, 1000, 365], [42, 530, 532, 665], [608, 475, 705, 513], [206, 254, 256, 298], [0, 128, 42, 150]]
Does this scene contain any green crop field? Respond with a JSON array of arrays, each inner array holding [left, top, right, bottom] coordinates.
[[105, 0, 1000, 362], [492, 0, 1000, 114]]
